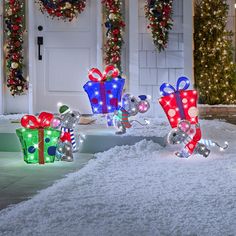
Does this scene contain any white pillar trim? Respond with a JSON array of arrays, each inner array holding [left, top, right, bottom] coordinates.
[[0, 2, 4, 114], [128, 0, 139, 95], [96, 0, 103, 69], [28, 0, 36, 114], [183, 0, 194, 85]]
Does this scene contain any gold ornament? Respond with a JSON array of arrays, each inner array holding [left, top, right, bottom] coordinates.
[[65, 2, 72, 9], [109, 13, 116, 20], [7, 9, 13, 16], [11, 62, 19, 69]]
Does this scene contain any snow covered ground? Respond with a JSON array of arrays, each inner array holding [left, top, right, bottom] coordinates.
[[0, 120, 235, 236]]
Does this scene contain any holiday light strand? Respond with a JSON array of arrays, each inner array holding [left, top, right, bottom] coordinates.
[[144, 0, 173, 52], [5, 0, 28, 96], [194, 0, 236, 104], [36, 0, 86, 21], [102, 0, 125, 72]]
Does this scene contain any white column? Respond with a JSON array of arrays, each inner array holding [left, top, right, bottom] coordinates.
[[28, 0, 36, 114], [128, 0, 139, 95], [183, 0, 194, 84], [96, 0, 103, 69], [0, 1, 3, 114]]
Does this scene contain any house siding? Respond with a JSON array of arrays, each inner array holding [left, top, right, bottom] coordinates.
[[138, 0, 184, 117]]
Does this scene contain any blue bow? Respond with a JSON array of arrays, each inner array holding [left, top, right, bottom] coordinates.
[[138, 95, 147, 101], [160, 76, 190, 96]]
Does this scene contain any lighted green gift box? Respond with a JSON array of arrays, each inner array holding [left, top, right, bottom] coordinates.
[[16, 112, 60, 164]]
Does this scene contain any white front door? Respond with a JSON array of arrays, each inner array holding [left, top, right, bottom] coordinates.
[[33, 0, 100, 114]]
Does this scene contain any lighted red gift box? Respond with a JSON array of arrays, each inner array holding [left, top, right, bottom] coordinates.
[[159, 77, 199, 128]]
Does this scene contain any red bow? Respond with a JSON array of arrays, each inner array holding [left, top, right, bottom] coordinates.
[[88, 65, 119, 82], [21, 112, 54, 129]]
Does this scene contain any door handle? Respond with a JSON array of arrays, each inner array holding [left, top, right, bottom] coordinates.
[[37, 36, 43, 61]]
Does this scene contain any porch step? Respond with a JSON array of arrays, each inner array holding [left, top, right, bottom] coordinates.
[[0, 120, 166, 154]]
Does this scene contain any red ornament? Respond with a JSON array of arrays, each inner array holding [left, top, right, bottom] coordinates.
[[15, 41, 21, 47], [163, 5, 171, 15], [12, 25, 20, 31], [160, 21, 167, 27], [112, 29, 120, 35], [12, 53, 19, 60]]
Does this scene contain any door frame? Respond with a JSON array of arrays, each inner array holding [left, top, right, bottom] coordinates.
[[28, 0, 103, 114]]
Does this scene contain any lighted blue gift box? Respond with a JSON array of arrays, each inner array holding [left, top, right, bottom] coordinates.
[[83, 66, 125, 114]]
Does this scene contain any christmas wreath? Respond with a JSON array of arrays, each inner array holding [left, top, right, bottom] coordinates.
[[5, 0, 28, 96], [145, 0, 173, 52], [36, 0, 86, 21], [102, 0, 125, 72]]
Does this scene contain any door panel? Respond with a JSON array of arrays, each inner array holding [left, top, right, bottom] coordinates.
[[46, 48, 90, 92], [34, 0, 97, 114]]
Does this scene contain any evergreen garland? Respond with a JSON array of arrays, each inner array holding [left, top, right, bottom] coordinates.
[[5, 0, 27, 96], [102, 0, 125, 72], [144, 0, 173, 52]]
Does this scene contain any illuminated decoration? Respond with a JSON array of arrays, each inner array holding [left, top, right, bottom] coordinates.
[[16, 112, 60, 164], [113, 94, 150, 134], [194, 0, 236, 104], [199, 139, 229, 152], [36, 0, 86, 21], [55, 105, 81, 162], [159, 77, 205, 157], [102, 0, 125, 71], [167, 120, 228, 157], [159, 77, 229, 158], [167, 120, 210, 158], [144, 0, 173, 52], [83, 65, 125, 114], [159, 77, 199, 128], [4, 0, 28, 96]]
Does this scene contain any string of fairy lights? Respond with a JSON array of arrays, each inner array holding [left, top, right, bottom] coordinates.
[[194, 0, 236, 104]]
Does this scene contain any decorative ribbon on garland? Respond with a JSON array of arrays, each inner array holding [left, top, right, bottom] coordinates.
[[102, 0, 125, 72], [36, 0, 86, 21], [4, 0, 28, 96], [144, 0, 173, 52]]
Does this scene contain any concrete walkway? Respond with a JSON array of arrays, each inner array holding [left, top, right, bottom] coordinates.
[[0, 152, 94, 210], [0, 118, 166, 211]]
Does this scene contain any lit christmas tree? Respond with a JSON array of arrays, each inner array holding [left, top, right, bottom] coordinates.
[[194, 0, 236, 104]]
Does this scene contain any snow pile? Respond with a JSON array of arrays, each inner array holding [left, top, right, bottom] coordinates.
[[0, 120, 235, 236], [124, 118, 169, 137]]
